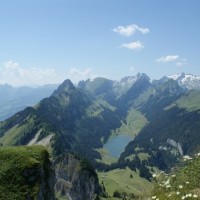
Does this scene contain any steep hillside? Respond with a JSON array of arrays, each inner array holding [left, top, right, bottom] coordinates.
[[54, 153, 103, 200], [166, 89, 200, 111], [120, 81, 200, 171], [0, 84, 57, 121], [152, 154, 200, 199], [0, 79, 121, 162], [0, 146, 55, 200]]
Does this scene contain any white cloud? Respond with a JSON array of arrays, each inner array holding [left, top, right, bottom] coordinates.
[[4, 60, 19, 70], [156, 55, 179, 63], [175, 59, 187, 67], [0, 60, 65, 87], [68, 68, 97, 83], [113, 24, 149, 37], [121, 41, 144, 50], [0, 61, 98, 86]]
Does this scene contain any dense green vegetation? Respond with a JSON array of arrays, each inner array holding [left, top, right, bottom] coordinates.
[[152, 155, 200, 199], [120, 81, 200, 171], [0, 146, 53, 200], [121, 106, 200, 170]]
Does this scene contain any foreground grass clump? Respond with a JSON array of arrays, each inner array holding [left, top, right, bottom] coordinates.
[[152, 154, 200, 200], [0, 145, 52, 200]]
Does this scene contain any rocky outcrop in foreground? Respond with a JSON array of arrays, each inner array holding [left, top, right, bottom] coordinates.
[[54, 153, 102, 200], [0, 146, 103, 200], [0, 146, 56, 200]]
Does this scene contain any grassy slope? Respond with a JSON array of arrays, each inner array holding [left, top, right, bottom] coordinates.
[[0, 146, 50, 200], [98, 168, 153, 199], [111, 108, 148, 137], [96, 108, 147, 164], [166, 90, 200, 111], [0, 115, 36, 146], [152, 155, 200, 200], [86, 99, 116, 117]]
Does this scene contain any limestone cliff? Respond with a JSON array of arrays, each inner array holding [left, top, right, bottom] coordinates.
[[0, 146, 56, 200], [54, 153, 102, 200]]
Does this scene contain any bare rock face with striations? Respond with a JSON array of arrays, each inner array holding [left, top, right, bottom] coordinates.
[[54, 153, 102, 200]]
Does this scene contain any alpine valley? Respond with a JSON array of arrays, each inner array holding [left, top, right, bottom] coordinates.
[[1, 73, 200, 200]]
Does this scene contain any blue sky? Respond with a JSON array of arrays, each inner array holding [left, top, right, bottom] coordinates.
[[0, 0, 199, 86]]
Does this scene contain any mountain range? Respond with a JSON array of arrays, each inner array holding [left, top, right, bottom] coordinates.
[[1, 72, 200, 199], [167, 72, 200, 90]]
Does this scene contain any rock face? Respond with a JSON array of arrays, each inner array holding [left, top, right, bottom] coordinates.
[[0, 146, 56, 200], [54, 153, 102, 200], [167, 138, 183, 155]]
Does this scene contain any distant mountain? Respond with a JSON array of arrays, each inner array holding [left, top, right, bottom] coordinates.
[[167, 73, 200, 90], [0, 84, 58, 121], [78, 73, 150, 103]]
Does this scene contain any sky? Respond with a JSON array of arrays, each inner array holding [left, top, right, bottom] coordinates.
[[0, 0, 200, 86]]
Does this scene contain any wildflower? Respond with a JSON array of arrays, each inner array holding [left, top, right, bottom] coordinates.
[[197, 153, 200, 157], [176, 191, 180, 195], [185, 181, 189, 184], [164, 179, 170, 185], [152, 174, 157, 178], [152, 196, 157, 199], [183, 155, 192, 161], [193, 194, 198, 198], [171, 174, 176, 177], [181, 196, 185, 199], [166, 184, 171, 188], [186, 193, 192, 197], [179, 185, 183, 189]]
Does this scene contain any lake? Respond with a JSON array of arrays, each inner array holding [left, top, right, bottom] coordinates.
[[103, 135, 132, 158]]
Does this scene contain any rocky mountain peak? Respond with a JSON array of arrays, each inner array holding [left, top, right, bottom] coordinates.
[[120, 73, 150, 85], [167, 73, 200, 90], [52, 79, 76, 96], [137, 72, 150, 81], [157, 79, 184, 95]]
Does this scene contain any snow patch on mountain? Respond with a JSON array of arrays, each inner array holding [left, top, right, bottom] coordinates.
[[113, 73, 150, 97], [167, 73, 200, 90]]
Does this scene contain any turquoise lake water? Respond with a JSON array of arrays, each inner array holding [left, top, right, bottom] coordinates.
[[103, 135, 132, 158]]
